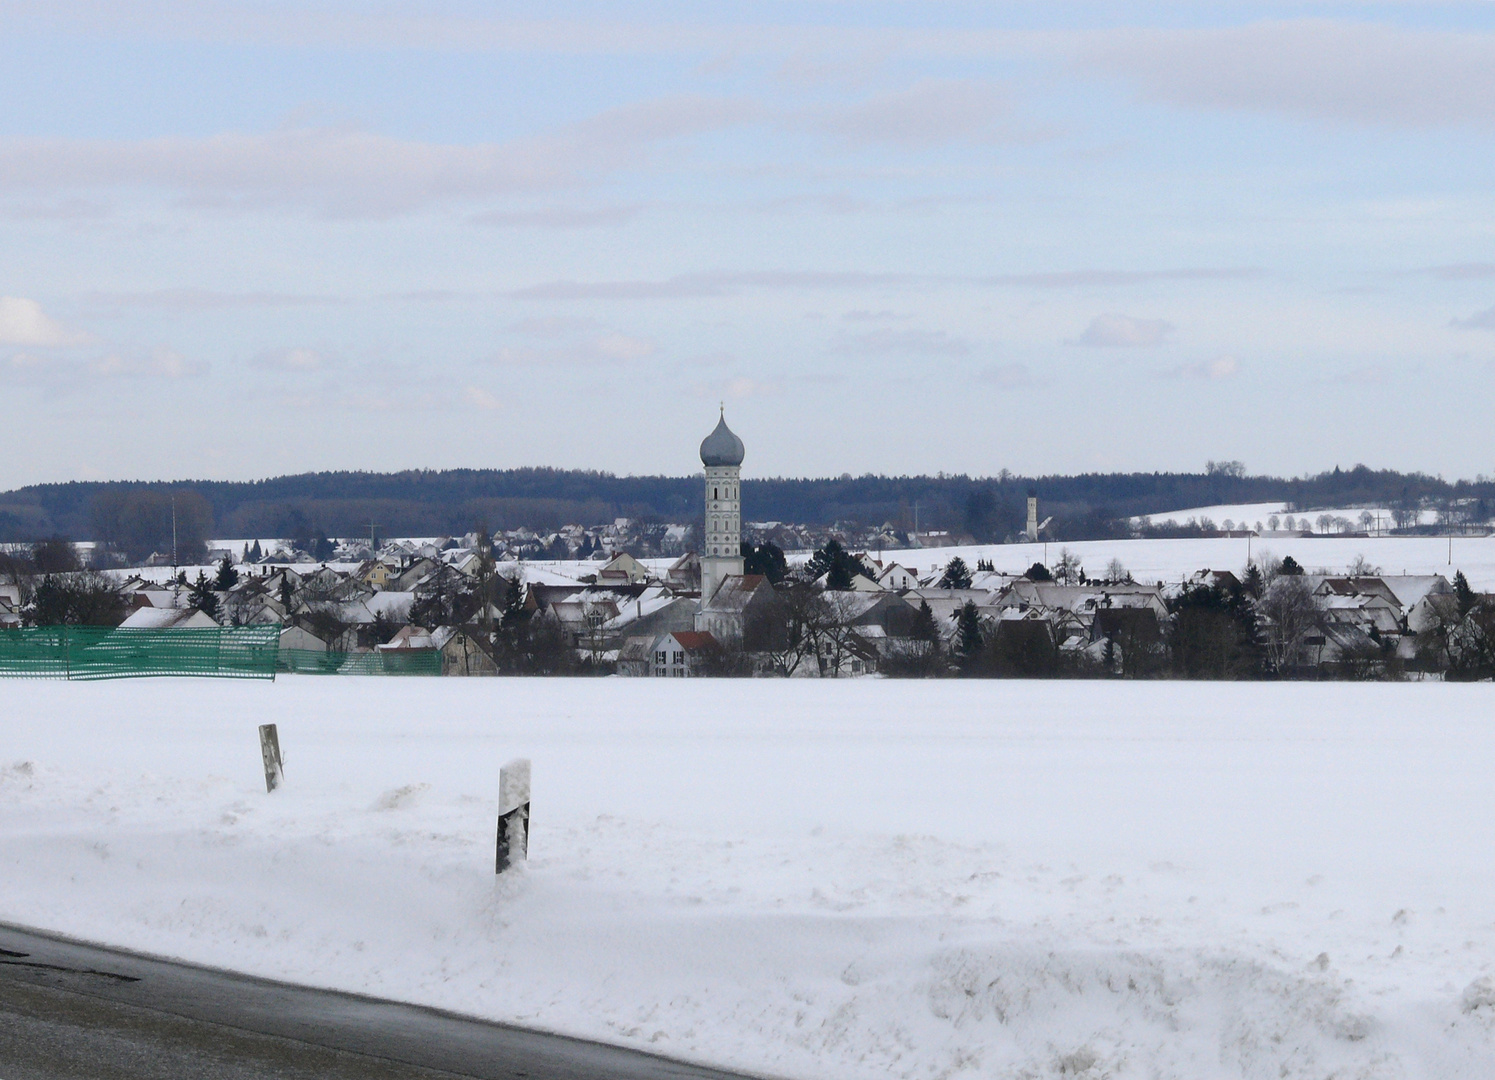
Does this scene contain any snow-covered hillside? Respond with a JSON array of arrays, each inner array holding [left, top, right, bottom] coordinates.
[[3, 677, 1493, 1079], [858, 534, 1495, 590]]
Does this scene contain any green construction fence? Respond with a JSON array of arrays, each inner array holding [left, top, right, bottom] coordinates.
[[0, 624, 281, 681], [278, 648, 442, 676]]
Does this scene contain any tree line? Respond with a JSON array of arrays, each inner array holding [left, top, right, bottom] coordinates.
[[0, 463, 1487, 548]]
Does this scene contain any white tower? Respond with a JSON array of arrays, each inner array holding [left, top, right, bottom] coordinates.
[[699, 408, 745, 605]]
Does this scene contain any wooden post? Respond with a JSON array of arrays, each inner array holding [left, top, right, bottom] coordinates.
[[496, 757, 530, 873], [258, 724, 284, 793]]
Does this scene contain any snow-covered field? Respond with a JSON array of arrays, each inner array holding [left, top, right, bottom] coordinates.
[[4, 678, 1495, 1078], [869, 534, 1495, 591]]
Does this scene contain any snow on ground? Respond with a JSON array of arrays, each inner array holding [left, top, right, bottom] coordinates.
[[1135, 501, 1293, 528], [857, 534, 1495, 590], [4, 677, 1495, 1079], [1138, 505, 1440, 531]]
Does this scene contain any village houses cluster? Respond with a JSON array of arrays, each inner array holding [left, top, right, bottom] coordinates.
[[0, 414, 1484, 680]]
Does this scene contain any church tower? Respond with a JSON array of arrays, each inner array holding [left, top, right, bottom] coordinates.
[[699, 408, 745, 605]]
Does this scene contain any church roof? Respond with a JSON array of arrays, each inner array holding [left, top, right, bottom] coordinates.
[[699, 410, 745, 467]]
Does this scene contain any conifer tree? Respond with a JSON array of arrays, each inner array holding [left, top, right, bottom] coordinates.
[[938, 556, 973, 590], [1455, 570, 1477, 618], [954, 600, 983, 671], [189, 571, 220, 618], [912, 600, 940, 645]]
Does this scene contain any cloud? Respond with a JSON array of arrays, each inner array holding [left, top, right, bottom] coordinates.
[[834, 328, 970, 356], [1161, 356, 1239, 380], [487, 333, 658, 366], [83, 289, 344, 310], [805, 79, 1016, 147], [692, 377, 782, 400], [0, 6, 1029, 61], [90, 347, 206, 379], [978, 363, 1035, 388], [511, 265, 1261, 301], [507, 316, 600, 336], [1328, 365, 1389, 386], [842, 309, 908, 322], [1424, 264, 1495, 281], [1080, 20, 1495, 128], [1452, 306, 1495, 330], [0, 296, 88, 346], [980, 268, 1260, 288], [250, 347, 326, 371], [1068, 313, 1175, 348], [511, 269, 911, 300], [470, 205, 642, 229], [0, 97, 759, 216], [463, 386, 502, 411], [1, 197, 110, 221]]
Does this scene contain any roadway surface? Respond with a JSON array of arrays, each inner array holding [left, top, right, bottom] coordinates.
[[0, 923, 762, 1080]]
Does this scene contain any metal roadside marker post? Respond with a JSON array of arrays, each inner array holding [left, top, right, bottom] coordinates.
[[496, 758, 531, 873], [258, 724, 284, 793]]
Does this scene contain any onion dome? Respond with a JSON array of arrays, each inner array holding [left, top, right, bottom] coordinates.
[[699, 409, 745, 467]]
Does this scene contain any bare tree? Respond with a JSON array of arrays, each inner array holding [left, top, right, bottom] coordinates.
[[1256, 575, 1322, 674], [813, 591, 871, 677], [1052, 548, 1081, 585], [751, 582, 822, 677]]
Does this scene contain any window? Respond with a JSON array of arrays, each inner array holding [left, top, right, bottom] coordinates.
[[674, 651, 685, 664], [655, 651, 667, 665]]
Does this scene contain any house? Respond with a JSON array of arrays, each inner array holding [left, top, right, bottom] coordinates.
[[876, 562, 919, 591], [696, 574, 775, 648], [666, 552, 700, 591], [616, 635, 656, 677], [650, 631, 720, 677], [378, 624, 435, 650], [450, 552, 487, 578], [356, 560, 394, 590], [118, 606, 221, 629], [597, 589, 699, 651], [434, 625, 499, 676], [278, 624, 329, 656], [390, 556, 440, 592], [1376, 574, 1452, 615], [809, 628, 880, 677], [596, 552, 652, 586]]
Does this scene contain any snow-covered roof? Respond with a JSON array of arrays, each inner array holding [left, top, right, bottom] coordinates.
[[118, 607, 220, 629]]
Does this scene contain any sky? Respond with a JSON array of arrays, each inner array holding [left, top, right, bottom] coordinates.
[[3, 1, 1495, 489]]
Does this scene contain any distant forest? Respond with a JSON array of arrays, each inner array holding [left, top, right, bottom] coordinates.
[[0, 464, 1485, 556]]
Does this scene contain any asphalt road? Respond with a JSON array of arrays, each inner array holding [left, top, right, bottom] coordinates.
[[0, 923, 761, 1080]]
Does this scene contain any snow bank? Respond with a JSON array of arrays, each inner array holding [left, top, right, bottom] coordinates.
[[3, 677, 1494, 1079]]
